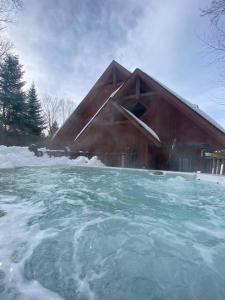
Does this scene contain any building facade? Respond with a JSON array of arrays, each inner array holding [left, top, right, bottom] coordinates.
[[51, 61, 225, 171]]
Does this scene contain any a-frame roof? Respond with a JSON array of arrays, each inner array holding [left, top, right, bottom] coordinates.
[[74, 85, 124, 142], [113, 68, 225, 145], [57, 60, 131, 130], [73, 87, 161, 147], [135, 69, 225, 135], [52, 60, 225, 149], [94, 60, 131, 87], [51, 60, 131, 146]]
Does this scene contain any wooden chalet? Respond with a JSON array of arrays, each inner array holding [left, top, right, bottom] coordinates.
[[50, 61, 225, 172]]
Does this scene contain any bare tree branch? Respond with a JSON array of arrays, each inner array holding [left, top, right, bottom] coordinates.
[[0, 0, 22, 29], [201, 1, 225, 104], [42, 95, 76, 135], [0, 39, 13, 58], [201, 0, 225, 23], [42, 95, 61, 135], [59, 98, 76, 124], [0, 0, 22, 58]]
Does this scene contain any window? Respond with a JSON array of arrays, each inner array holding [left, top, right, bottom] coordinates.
[[131, 102, 147, 118]]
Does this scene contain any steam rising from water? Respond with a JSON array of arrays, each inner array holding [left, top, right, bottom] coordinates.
[[0, 167, 225, 299]]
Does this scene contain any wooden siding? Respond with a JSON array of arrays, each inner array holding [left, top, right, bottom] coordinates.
[[50, 61, 225, 171]]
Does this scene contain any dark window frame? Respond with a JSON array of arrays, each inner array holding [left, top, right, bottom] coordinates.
[[130, 102, 147, 118]]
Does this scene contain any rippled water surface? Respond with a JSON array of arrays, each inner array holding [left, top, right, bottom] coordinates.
[[0, 166, 225, 300]]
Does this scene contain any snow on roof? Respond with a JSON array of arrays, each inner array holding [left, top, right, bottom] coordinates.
[[73, 81, 161, 145], [74, 84, 124, 142], [148, 74, 225, 135], [74, 66, 224, 145], [119, 105, 161, 143]]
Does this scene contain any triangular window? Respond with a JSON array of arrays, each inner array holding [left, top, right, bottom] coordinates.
[[131, 102, 147, 118]]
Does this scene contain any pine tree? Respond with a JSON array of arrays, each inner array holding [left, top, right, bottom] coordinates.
[[0, 54, 27, 135], [27, 83, 45, 137]]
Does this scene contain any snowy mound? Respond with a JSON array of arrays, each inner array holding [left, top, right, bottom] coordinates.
[[0, 146, 105, 169]]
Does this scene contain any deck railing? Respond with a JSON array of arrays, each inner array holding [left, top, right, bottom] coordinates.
[[203, 153, 225, 175], [28, 145, 225, 175]]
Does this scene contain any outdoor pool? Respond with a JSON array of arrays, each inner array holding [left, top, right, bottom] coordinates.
[[0, 166, 225, 300]]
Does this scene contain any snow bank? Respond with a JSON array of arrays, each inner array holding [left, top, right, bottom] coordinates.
[[196, 173, 225, 186], [0, 146, 105, 169]]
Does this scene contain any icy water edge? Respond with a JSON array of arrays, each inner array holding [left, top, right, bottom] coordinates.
[[0, 166, 225, 300]]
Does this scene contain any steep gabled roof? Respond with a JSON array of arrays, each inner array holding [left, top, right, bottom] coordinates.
[[73, 88, 161, 147], [136, 69, 225, 135], [94, 60, 131, 87], [113, 68, 225, 144], [74, 85, 124, 142], [51, 60, 131, 147], [52, 60, 225, 149]]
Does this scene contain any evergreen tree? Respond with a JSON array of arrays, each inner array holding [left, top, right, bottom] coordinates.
[[27, 83, 45, 137], [0, 54, 27, 135]]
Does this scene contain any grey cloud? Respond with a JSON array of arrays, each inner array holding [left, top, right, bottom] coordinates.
[[7, 0, 145, 101], [5, 0, 225, 128]]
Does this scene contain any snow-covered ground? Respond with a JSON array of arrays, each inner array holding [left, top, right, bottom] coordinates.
[[0, 146, 105, 169], [196, 172, 225, 186], [1, 146, 225, 187]]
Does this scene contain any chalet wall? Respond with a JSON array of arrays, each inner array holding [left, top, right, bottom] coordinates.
[[51, 61, 225, 171], [70, 91, 225, 170], [70, 105, 154, 168], [121, 94, 223, 150], [51, 61, 131, 149], [51, 83, 117, 148]]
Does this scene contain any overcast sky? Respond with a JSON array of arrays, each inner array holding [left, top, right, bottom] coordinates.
[[6, 0, 225, 127]]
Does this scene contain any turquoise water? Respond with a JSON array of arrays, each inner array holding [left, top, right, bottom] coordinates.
[[0, 167, 225, 300]]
